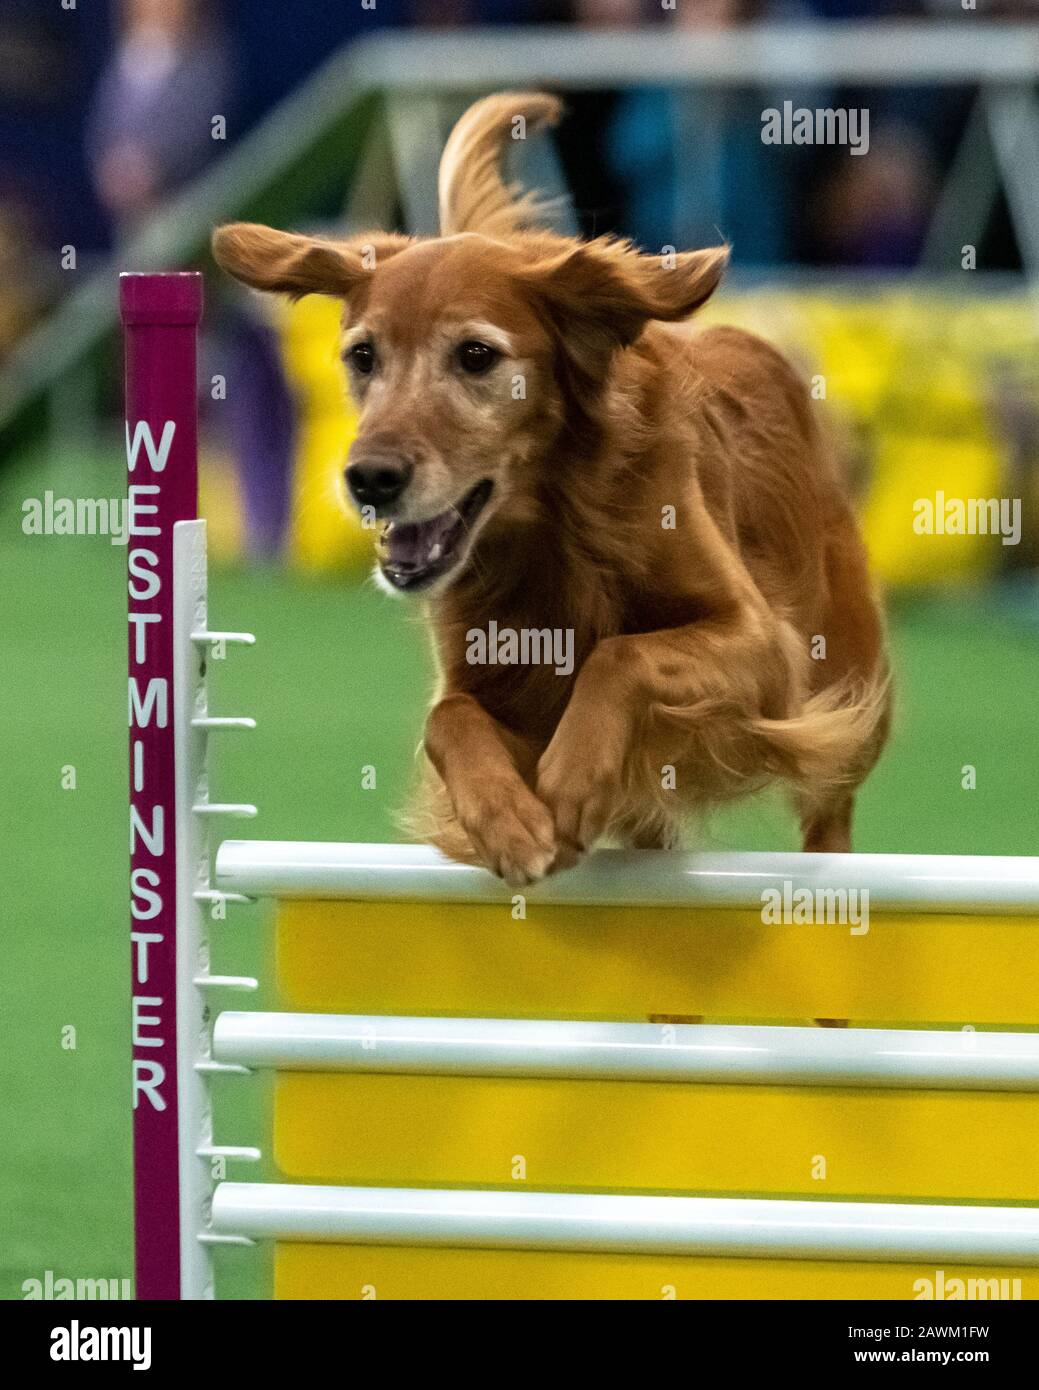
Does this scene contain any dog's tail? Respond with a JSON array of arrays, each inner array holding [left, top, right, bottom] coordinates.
[[650, 669, 892, 805], [745, 670, 893, 790], [438, 91, 562, 239]]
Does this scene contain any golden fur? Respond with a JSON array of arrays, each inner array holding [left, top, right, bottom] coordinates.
[[213, 92, 891, 886]]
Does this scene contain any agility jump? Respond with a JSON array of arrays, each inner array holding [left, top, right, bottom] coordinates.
[[125, 272, 1039, 1301]]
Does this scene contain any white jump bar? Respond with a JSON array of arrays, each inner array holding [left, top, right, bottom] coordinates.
[[363, 25, 1039, 88], [214, 841, 1039, 913], [212, 1013, 1039, 1092], [211, 1185, 1039, 1264]]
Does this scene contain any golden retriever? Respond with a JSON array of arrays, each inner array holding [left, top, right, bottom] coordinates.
[[213, 91, 890, 888]]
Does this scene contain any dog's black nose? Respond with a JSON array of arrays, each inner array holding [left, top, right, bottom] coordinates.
[[345, 457, 414, 510]]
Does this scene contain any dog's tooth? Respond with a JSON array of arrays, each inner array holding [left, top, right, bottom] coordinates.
[[429, 542, 443, 562]]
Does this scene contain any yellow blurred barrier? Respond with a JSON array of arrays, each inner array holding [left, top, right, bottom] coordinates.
[[701, 286, 1036, 586], [276, 296, 372, 572]]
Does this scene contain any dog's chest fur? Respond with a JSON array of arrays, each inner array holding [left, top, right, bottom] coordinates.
[[433, 536, 621, 745]]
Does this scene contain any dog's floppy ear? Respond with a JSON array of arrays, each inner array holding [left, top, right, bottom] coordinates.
[[528, 238, 729, 349], [211, 223, 412, 299]]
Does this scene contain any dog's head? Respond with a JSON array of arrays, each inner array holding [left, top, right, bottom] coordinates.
[[212, 96, 727, 596]]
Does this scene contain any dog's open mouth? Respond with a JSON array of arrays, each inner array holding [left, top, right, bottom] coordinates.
[[379, 479, 493, 592]]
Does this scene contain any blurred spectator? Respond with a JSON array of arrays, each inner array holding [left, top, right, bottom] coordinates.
[[86, 0, 233, 236], [600, 0, 959, 269], [408, 0, 478, 21], [809, 121, 937, 265], [87, 0, 290, 561], [530, 0, 644, 237], [606, 1, 801, 264], [0, 191, 47, 365], [798, 1, 954, 266], [805, 1, 921, 13]]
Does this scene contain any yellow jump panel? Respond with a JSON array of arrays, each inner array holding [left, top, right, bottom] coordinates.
[[274, 1244, 1033, 1300], [276, 900, 1039, 1026], [271, 896, 1039, 1301], [275, 1072, 1039, 1202]]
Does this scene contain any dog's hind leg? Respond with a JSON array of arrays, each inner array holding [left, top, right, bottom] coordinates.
[[798, 789, 854, 853], [797, 790, 856, 1026]]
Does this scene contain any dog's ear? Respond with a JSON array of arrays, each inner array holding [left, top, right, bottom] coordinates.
[[211, 223, 412, 299], [527, 239, 729, 350]]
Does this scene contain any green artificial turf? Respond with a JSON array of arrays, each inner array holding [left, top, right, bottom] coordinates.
[[1, 503, 1037, 1299]]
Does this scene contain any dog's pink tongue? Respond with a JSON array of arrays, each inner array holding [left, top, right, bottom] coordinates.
[[384, 512, 454, 571]]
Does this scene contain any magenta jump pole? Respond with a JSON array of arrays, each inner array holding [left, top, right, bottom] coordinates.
[[122, 272, 203, 1300]]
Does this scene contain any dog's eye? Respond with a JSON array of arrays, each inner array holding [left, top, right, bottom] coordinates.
[[457, 341, 498, 375], [346, 342, 376, 374]]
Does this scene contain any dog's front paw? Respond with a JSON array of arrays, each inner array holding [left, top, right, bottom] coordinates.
[[536, 737, 623, 855], [457, 779, 558, 887]]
